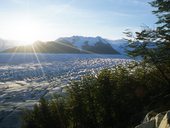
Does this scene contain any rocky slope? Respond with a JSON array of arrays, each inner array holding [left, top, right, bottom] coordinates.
[[57, 36, 127, 54], [135, 111, 170, 128]]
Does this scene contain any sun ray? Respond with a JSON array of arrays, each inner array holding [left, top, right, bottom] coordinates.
[[7, 46, 20, 63], [4, 46, 20, 81], [31, 45, 46, 79], [31, 45, 59, 97]]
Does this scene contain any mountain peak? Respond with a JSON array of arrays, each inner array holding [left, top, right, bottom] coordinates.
[[1, 36, 127, 54]]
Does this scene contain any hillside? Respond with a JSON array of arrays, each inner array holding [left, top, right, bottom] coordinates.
[[0, 38, 19, 51], [3, 41, 81, 53], [2, 36, 126, 54]]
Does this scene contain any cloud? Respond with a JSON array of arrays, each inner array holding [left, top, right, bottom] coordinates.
[[0, 0, 155, 41], [9, 0, 28, 4]]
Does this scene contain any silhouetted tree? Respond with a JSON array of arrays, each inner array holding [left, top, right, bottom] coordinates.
[[124, 0, 170, 85]]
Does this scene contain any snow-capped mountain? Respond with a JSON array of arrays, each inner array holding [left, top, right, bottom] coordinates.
[[57, 36, 105, 48], [1, 36, 128, 54], [107, 39, 128, 54], [57, 36, 128, 54]]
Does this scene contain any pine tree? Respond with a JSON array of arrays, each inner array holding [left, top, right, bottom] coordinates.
[[150, 0, 170, 64], [125, 0, 170, 85]]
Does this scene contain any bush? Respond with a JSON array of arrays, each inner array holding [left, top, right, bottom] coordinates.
[[22, 97, 68, 128], [22, 62, 170, 128]]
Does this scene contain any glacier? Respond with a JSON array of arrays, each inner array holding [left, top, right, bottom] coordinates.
[[0, 53, 132, 127]]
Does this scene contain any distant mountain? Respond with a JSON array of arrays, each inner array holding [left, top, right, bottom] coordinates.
[[0, 38, 19, 51], [57, 36, 128, 54], [2, 36, 128, 54], [3, 41, 81, 53], [107, 39, 128, 55]]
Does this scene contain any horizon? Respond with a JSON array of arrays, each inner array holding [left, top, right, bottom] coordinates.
[[0, 0, 156, 44], [0, 35, 125, 44]]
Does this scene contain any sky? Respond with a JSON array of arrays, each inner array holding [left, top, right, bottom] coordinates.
[[0, 0, 157, 43]]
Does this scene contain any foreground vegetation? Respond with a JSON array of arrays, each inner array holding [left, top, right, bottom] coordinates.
[[21, 62, 170, 128], [21, 0, 170, 127]]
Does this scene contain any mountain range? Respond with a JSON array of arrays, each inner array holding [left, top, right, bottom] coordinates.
[[0, 36, 128, 54], [0, 38, 20, 51]]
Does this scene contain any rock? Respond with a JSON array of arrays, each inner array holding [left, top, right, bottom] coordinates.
[[135, 111, 170, 128], [135, 119, 155, 128], [155, 113, 164, 128], [158, 111, 170, 128], [143, 111, 157, 123]]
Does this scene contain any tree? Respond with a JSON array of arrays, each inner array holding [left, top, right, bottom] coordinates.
[[150, 0, 170, 67], [22, 97, 68, 128], [124, 0, 170, 85]]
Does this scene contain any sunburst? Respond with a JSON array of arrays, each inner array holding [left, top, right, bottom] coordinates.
[[6, 18, 42, 45]]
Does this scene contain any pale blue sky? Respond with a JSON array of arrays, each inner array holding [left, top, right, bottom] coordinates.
[[0, 0, 156, 43]]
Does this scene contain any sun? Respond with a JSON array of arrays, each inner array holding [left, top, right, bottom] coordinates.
[[7, 18, 42, 45]]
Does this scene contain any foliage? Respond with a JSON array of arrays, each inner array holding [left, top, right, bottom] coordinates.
[[22, 97, 68, 128], [22, 62, 170, 128], [124, 0, 170, 86]]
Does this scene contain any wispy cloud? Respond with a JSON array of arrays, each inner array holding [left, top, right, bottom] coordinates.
[[9, 0, 29, 4], [0, 0, 155, 41]]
